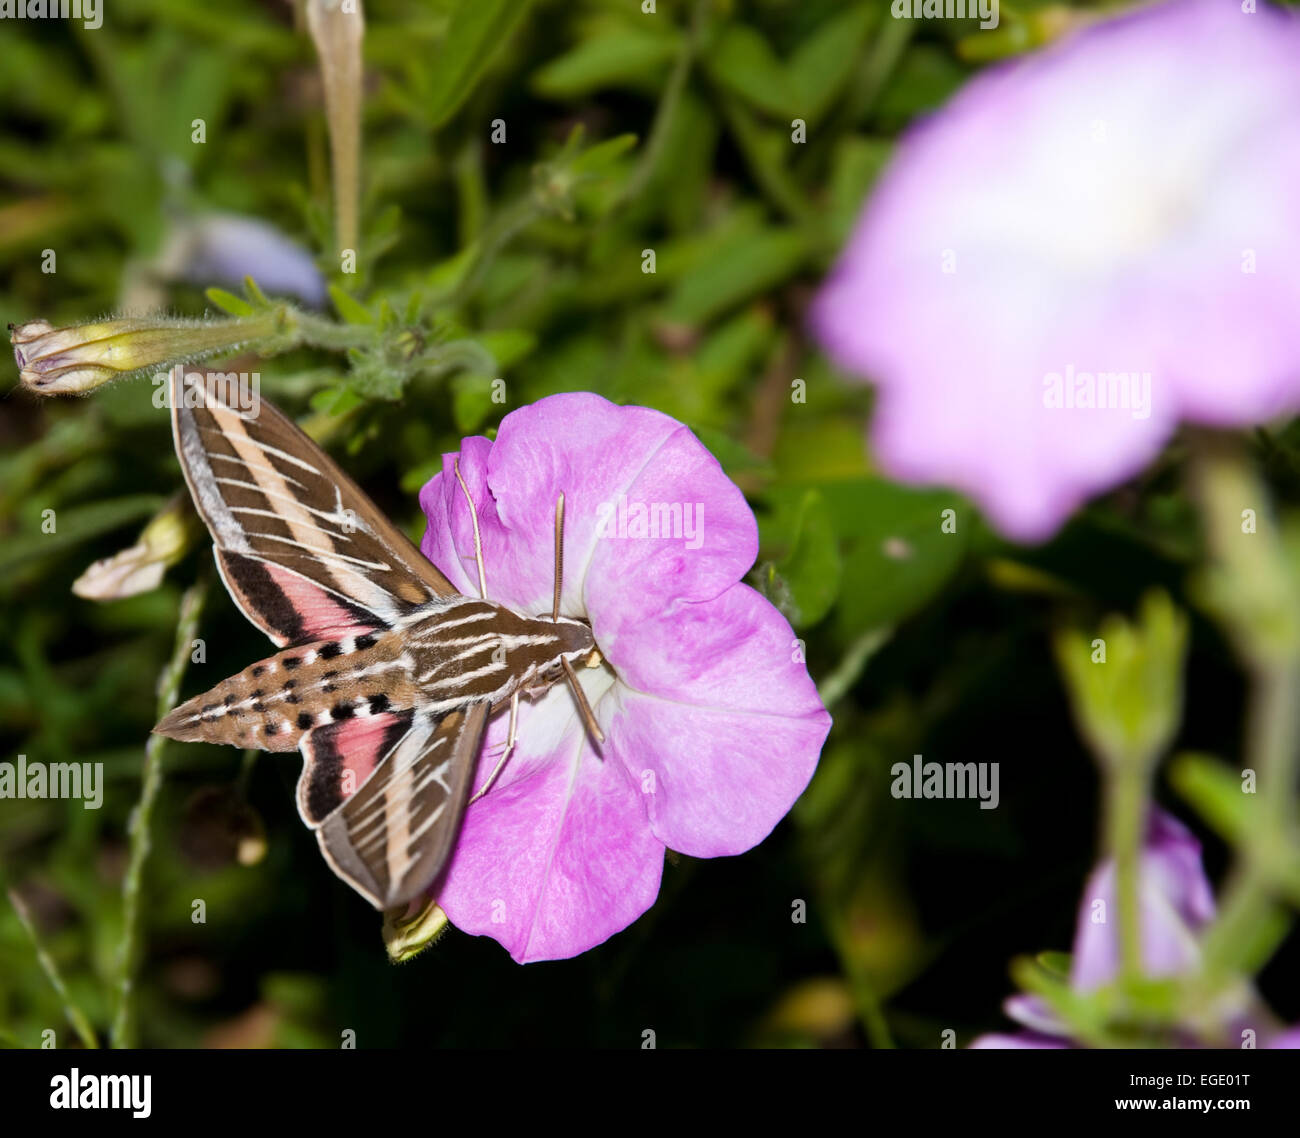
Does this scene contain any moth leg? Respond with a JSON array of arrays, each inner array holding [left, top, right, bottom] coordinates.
[[469, 689, 519, 804], [454, 456, 488, 600]]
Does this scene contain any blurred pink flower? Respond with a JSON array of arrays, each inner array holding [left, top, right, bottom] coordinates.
[[811, 0, 1300, 541], [971, 808, 1298, 1048], [419, 393, 830, 962]]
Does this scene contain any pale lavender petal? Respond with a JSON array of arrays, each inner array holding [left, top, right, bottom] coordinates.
[[603, 581, 823, 715], [182, 214, 327, 307], [810, 0, 1300, 542], [1070, 808, 1216, 991], [1268, 1026, 1300, 1049], [1004, 994, 1068, 1037], [968, 1033, 1071, 1049]]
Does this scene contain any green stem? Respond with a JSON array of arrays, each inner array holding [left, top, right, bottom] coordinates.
[[1105, 762, 1148, 985], [449, 193, 545, 308], [289, 308, 376, 351], [614, 0, 705, 210], [7, 886, 99, 1049], [816, 627, 890, 709], [1189, 437, 1300, 981], [110, 574, 208, 1048]]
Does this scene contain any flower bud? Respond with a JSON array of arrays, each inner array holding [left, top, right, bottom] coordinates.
[[12, 312, 281, 396], [306, 0, 365, 256], [72, 494, 202, 601], [1054, 590, 1189, 770]]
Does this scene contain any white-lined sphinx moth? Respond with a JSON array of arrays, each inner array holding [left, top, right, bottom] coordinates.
[[154, 369, 604, 910]]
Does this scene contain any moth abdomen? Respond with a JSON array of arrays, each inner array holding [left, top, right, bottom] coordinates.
[[153, 631, 415, 753]]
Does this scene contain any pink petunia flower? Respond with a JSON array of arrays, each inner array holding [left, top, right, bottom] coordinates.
[[810, 0, 1300, 542], [418, 393, 831, 962], [971, 808, 1298, 1048]]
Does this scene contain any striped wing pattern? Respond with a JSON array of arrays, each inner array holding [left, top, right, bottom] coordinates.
[[166, 369, 485, 909], [169, 368, 457, 643], [315, 703, 489, 908]]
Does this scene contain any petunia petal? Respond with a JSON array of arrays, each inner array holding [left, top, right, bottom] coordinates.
[[810, 0, 1300, 542], [967, 1032, 1071, 1049], [603, 580, 825, 716], [419, 392, 757, 620], [599, 583, 829, 857], [583, 423, 757, 625], [1070, 807, 1216, 991], [435, 675, 664, 963], [418, 435, 497, 599]]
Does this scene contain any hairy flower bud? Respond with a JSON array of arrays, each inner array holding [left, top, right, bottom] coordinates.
[[11, 313, 281, 396]]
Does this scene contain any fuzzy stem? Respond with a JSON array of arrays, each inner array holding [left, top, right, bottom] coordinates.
[[110, 573, 208, 1048], [7, 886, 99, 1049]]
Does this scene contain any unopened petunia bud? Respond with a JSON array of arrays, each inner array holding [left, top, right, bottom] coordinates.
[[12, 312, 281, 396], [73, 494, 202, 601], [306, 0, 365, 256], [1054, 590, 1189, 771]]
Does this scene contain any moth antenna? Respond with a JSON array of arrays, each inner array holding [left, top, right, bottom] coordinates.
[[454, 456, 488, 600], [553, 491, 565, 622], [561, 656, 605, 745]]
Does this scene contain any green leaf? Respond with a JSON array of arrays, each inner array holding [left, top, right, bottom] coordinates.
[[450, 373, 497, 434], [328, 284, 373, 325], [533, 27, 677, 98], [243, 275, 271, 307], [427, 242, 479, 295], [308, 385, 365, 417], [569, 132, 639, 177], [663, 227, 811, 325], [817, 479, 966, 634], [789, 5, 875, 122], [828, 136, 892, 243], [1168, 752, 1254, 844], [692, 427, 774, 481], [775, 490, 843, 628], [705, 25, 794, 119], [873, 45, 969, 127], [425, 0, 535, 128], [477, 329, 537, 371], [205, 287, 254, 317], [0, 496, 166, 575]]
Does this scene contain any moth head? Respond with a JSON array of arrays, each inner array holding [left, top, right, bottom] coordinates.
[[551, 614, 597, 661]]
